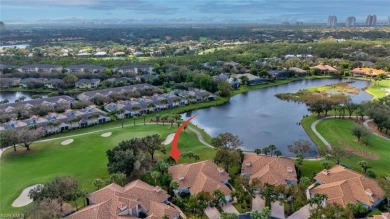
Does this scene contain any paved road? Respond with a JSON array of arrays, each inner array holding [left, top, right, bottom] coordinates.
[[363, 119, 390, 141], [311, 117, 332, 150]]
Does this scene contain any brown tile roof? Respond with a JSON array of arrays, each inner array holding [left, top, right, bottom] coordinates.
[[168, 160, 231, 196], [311, 64, 338, 72], [67, 180, 179, 219], [311, 165, 385, 208], [352, 68, 385, 76], [241, 153, 297, 186]]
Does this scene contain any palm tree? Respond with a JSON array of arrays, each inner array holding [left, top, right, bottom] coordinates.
[[268, 144, 276, 156], [150, 171, 161, 186], [160, 99, 168, 109], [358, 160, 370, 173], [146, 102, 155, 113], [275, 150, 282, 157], [131, 105, 141, 116], [93, 178, 105, 190], [254, 148, 262, 155], [213, 189, 227, 206], [262, 147, 270, 156]]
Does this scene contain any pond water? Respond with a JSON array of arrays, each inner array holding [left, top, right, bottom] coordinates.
[[183, 79, 372, 157], [0, 91, 48, 103]]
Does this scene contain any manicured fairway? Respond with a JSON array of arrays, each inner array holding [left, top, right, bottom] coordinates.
[[366, 79, 390, 99], [316, 118, 390, 175], [0, 124, 215, 214]]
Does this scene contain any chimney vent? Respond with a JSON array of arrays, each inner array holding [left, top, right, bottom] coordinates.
[[178, 174, 185, 181]]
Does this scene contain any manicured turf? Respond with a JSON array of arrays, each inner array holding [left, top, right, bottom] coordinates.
[[315, 118, 390, 175], [0, 124, 215, 214], [366, 79, 390, 99]]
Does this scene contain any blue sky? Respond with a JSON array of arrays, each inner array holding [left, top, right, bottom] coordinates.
[[1, 0, 389, 24]]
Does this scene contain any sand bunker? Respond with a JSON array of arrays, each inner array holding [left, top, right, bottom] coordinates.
[[61, 139, 74, 145], [101, 132, 112, 137], [163, 133, 175, 145], [12, 184, 43, 207]]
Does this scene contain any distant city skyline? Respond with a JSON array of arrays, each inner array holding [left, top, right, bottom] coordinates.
[[1, 0, 390, 24]]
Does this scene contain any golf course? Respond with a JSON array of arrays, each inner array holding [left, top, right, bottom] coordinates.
[[0, 120, 215, 214]]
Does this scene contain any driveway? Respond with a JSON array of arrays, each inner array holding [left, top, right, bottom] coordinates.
[[205, 206, 220, 219], [252, 194, 265, 211], [287, 204, 314, 219], [271, 201, 285, 219], [222, 203, 239, 214]]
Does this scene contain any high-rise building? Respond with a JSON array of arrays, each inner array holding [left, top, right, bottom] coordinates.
[[328, 15, 337, 27], [295, 22, 304, 26], [282, 21, 290, 26], [366, 15, 377, 26], [346, 17, 356, 27], [388, 16, 390, 25]]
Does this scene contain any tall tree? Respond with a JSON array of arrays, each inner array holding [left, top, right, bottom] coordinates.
[[142, 134, 166, 161], [319, 147, 352, 164], [288, 139, 312, 156], [18, 128, 44, 150]]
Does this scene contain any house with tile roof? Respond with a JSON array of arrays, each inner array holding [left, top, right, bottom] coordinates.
[[75, 79, 101, 89], [310, 165, 385, 209], [369, 212, 390, 219], [67, 64, 106, 74], [67, 180, 180, 219], [168, 160, 232, 201], [17, 64, 63, 73], [241, 153, 297, 186], [115, 65, 154, 75], [351, 68, 385, 77], [310, 65, 338, 74]]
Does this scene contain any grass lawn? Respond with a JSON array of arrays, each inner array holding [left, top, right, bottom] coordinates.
[[366, 79, 390, 99], [0, 124, 215, 214], [314, 118, 390, 176]]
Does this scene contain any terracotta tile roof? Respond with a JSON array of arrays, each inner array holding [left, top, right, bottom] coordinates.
[[311, 165, 385, 207], [168, 160, 231, 196], [67, 180, 179, 219], [352, 68, 385, 76], [311, 64, 338, 72], [241, 153, 297, 186]]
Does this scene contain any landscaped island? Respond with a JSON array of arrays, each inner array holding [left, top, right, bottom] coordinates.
[[275, 82, 359, 104]]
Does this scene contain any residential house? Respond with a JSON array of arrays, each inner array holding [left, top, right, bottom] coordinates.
[[106, 77, 133, 84], [67, 180, 180, 219], [134, 51, 144, 56], [77, 52, 92, 58], [19, 78, 46, 88], [115, 65, 154, 75], [0, 95, 74, 112], [67, 65, 105, 74], [351, 68, 385, 77], [232, 73, 268, 85], [310, 65, 338, 74], [17, 64, 63, 73], [75, 79, 101, 89], [310, 165, 385, 209], [241, 153, 297, 186], [359, 61, 375, 67], [44, 79, 64, 89], [168, 160, 232, 201], [0, 78, 21, 88], [0, 64, 15, 74], [94, 51, 107, 57], [268, 70, 291, 80], [113, 52, 126, 57], [77, 84, 158, 101], [289, 67, 308, 77]]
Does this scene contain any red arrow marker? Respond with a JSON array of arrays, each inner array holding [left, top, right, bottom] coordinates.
[[170, 115, 198, 162]]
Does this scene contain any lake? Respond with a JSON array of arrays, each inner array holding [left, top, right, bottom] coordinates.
[[183, 79, 372, 157], [0, 91, 48, 103]]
